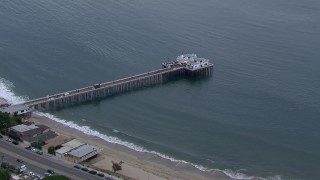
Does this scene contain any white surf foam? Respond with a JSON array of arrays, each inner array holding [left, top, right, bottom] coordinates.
[[0, 76, 258, 180], [267, 175, 284, 180], [223, 169, 254, 179], [35, 111, 242, 176], [112, 129, 119, 133], [0, 77, 28, 104], [35, 111, 146, 152], [222, 170, 284, 180]]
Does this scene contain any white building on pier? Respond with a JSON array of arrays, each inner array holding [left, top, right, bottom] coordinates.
[[176, 54, 210, 70]]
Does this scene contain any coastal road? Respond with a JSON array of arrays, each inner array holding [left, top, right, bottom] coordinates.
[[0, 138, 104, 180], [1, 148, 47, 176]]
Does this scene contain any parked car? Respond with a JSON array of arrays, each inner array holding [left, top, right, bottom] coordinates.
[[47, 169, 54, 174], [17, 159, 24, 163], [74, 165, 81, 169], [97, 173, 105, 177], [19, 165, 26, 173], [105, 177, 113, 180], [12, 141, 19, 145], [0, 134, 3, 138], [44, 172, 51, 176], [81, 167, 88, 172], [6, 138, 12, 142], [25, 146, 32, 150], [88, 170, 97, 175], [37, 151, 43, 155]]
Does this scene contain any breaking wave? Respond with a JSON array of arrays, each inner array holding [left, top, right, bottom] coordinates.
[[223, 169, 254, 179], [112, 129, 119, 133], [35, 111, 214, 171], [1, 76, 265, 179], [36, 111, 263, 179], [0, 77, 28, 104]]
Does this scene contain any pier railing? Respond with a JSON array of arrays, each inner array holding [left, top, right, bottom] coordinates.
[[23, 64, 213, 111]]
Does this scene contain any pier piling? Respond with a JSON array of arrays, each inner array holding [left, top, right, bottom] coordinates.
[[23, 64, 213, 111]]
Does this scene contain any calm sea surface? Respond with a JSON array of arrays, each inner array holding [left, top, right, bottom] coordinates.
[[1, 0, 320, 179]]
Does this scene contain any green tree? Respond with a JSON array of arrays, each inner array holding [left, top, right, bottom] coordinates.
[[31, 140, 45, 149], [8, 132, 20, 141], [0, 168, 10, 180], [111, 161, 123, 173], [13, 113, 22, 124], [48, 146, 56, 155], [0, 112, 22, 131], [0, 112, 10, 130], [55, 145, 63, 150]]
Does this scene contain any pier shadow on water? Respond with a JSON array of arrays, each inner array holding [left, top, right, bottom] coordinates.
[[47, 74, 213, 113]]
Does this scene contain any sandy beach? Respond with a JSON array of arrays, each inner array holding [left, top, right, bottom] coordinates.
[[28, 114, 233, 180]]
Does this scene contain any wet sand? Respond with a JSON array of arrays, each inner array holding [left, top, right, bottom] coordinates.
[[29, 113, 235, 180]]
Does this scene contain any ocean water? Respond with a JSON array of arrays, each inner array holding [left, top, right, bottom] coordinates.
[[1, 0, 320, 179]]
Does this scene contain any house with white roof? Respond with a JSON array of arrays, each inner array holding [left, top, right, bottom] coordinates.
[[65, 144, 101, 163], [55, 139, 101, 162], [0, 104, 32, 116], [55, 139, 85, 158]]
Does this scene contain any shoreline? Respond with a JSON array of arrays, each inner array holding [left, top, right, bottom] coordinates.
[[30, 112, 235, 180], [0, 78, 250, 180]]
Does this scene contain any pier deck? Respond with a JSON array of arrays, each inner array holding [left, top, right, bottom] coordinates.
[[23, 64, 213, 111]]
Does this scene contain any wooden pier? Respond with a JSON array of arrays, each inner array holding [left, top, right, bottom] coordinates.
[[23, 64, 213, 111]]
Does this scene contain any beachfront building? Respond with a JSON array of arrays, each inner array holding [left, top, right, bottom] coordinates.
[[55, 146, 73, 158], [9, 123, 57, 145], [0, 104, 32, 117], [9, 123, 49, 137], [9, 124, 38, 135], [22, 130, 58, 145], [55, 139, 85, 158], [55, 139, 101, 162], [64, 144, 101, 163]]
